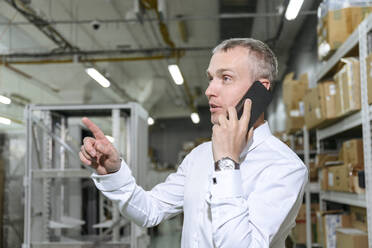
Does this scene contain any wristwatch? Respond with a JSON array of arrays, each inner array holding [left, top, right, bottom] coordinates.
[[214, 157, 240, 171]]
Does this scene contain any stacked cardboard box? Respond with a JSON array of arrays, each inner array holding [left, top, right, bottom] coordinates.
[[283, 73, 308, 133], [336, 228, 368, 248], [350, 206, 367, 232], [322, 139, 364, 193], [318, 6, 372, 60], [303, 80, 339, 129], [316, 211, 351, 248], [333, 58, 361, 117], [293, 204, 319, 244]]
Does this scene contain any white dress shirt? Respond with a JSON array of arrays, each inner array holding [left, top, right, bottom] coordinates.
[[92, 122, 308, 248]]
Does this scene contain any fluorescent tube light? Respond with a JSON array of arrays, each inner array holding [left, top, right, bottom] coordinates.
[[190, 112, 200, 124], [285, 0, 304, 20], [0, 116, 11, 125], [105, 135, 114, 143], [168, 64, 184, 85], [147, 117, 154, 125], [0, 95, 11, 104], [85, 68, 111, 88]]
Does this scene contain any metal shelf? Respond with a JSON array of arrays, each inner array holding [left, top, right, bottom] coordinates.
[[317, 106, 368, 140], [320, 191, 366, 208], [310, 182, 320, 193], [316, 24, 359, 82]]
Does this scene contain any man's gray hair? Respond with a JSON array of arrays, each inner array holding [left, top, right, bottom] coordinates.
[[213, 38, 278, 89]]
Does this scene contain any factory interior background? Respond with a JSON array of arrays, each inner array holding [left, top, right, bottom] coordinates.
[[1, 0, 372, 247]]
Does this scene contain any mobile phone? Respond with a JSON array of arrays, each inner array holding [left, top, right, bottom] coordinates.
[[235, 81, 273, 130]]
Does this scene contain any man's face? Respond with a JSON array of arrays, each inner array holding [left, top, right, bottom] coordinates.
[[205, 46, 254, 125]]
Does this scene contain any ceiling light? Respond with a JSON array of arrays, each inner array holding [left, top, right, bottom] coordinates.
[[85, 68, 111, 88], [0, 116, 11, 125], [0, 95, 11, 104], [285, 0, 304, 20], [168, 64, 184, 85], [190, 112, 200, 124], [105, 135, 114, 143], [147, 117, 154, 125]]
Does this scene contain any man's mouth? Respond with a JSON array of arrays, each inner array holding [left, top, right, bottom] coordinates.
[[209, 103, 221, 112]]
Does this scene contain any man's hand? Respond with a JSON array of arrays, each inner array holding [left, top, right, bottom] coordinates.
[[212, 99, 254, 163], [79, 117, 121, 175]]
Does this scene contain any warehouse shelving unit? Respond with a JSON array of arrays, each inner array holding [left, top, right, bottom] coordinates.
[[22, 103, 148, 248], [289, 128, 320, 248], [311, 13, 372, 248]]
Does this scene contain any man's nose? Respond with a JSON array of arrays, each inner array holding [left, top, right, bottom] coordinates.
[[205, 81, 218, 98]]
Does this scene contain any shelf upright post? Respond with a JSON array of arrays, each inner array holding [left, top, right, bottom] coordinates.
[[112, 108, 121, 242], [22, 105, 32, 248], [359, 18, 372, 247], [303, 126, 312, 248]]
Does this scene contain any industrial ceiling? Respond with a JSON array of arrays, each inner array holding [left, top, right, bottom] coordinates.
[[0, 0, 318, 127]]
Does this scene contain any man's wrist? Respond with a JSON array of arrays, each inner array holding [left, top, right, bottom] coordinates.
[[214, 157, 240, 171]]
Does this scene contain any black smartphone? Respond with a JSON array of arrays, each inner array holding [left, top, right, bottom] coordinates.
[[235, 81, 273, 130]]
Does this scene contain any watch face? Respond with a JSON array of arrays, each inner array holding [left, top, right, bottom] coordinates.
[[219, 158, 235, 170]]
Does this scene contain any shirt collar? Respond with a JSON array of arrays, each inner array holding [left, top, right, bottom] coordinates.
[[239, 121, 272, 161]]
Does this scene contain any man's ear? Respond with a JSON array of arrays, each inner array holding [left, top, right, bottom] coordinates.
[[257, 79, 271, 90]]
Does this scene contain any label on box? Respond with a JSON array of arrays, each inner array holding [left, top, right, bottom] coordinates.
[[326, 96, 331, 101], [315, 107, 321, 119], [290, 110, 300, 117], [328, 172, 334, 186], [329, 84, 336, 95]]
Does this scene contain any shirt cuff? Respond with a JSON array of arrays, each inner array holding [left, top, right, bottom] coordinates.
[[91, 160, 132, 192], [211, 170, 243, 198]]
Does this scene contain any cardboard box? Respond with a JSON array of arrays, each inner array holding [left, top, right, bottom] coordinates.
[[296, 203, 320, 222], [342, 139, 364, 166], [292, 221, 306, 244], [285, 116, 304, 134], [327, 164, 350, 192], [365, 53, 372, 104], [349, 7, 372, 31], [309, 161, 318, 181], [318, 7, 372, 61], [333, 58, 361, 117], [327, 163, 364, 193], [321, 167, 329, 191], [350, 206, 367, 232], [283, 72, 308, 113], [315, 153, 339, 168], [317, 211, 351, 248], [318, 80, 340, 119], [304, 87, 325, 129], [336, 228, 368, 248], [294, 204, 320, 244]]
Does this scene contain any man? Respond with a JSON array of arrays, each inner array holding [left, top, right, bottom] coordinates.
[[79, 38, 308, 248]]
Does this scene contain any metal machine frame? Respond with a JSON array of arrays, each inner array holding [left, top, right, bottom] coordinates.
[[22, 103, 148, 248]]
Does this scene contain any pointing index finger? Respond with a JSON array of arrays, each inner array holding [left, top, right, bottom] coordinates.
[[82, 117, 106, 139]]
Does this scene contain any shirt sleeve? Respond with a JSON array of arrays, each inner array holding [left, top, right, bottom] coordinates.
[[91, 154, 190, 228], [209, 160, 308, 248]]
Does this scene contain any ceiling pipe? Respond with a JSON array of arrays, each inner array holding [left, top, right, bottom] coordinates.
[[0, 11, 317, 26], [2, 46, 211, 59]]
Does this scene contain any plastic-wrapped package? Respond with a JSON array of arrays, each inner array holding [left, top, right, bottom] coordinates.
[[318, 0, 372, 18], [317, 0, 372, 60]]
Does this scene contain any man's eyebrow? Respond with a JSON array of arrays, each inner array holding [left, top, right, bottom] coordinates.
[[206, 68, 234, 76]]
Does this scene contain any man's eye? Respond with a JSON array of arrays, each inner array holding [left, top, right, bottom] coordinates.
[[223, 76, 231, 81]]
